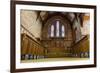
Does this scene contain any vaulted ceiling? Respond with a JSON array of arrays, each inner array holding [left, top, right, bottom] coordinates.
[[36, 11, 85, 27]]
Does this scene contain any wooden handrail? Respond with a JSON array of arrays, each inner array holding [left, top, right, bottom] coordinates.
[[21, 25, 36, 38], [72, 35, 88, 47], [22, 33, 45, 49]]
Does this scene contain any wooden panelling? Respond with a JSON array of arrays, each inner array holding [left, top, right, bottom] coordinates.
[[71, 35, 89, 57], [41, 39, 72, 58], [21, 33, 45, 60], [21, 34, 29, 55]]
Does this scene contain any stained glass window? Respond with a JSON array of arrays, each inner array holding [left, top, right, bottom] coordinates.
[[61, 25, 65, 37], [50, 24, 54, 37], [49, 20, 65, 38], [56, 21, 60, 37]]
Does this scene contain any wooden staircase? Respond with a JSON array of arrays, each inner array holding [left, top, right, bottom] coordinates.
[[71, 35, 89, 58]]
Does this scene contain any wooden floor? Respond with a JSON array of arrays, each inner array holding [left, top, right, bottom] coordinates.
[[21, 58, 89, 63]]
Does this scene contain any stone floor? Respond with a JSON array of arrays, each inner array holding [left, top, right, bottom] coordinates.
[[21, 58, 89, 63]]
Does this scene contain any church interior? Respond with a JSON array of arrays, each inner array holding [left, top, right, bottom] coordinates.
[[20, 10, 90, 62]]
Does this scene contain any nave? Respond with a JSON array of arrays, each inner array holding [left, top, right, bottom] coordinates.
[[20, 10, 90, 62]]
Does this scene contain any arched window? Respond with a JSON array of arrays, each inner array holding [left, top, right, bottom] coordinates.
[[50, 24, 54, 37], [56, 21, 60, 37], [61, 25, 65, 37], [49, 20, 65, 38]]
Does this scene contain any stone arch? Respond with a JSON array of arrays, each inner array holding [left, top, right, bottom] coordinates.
[[42, 15, 73, 40]]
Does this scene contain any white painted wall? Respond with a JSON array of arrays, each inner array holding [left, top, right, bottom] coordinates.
[[81, 14, 90, 35], [73, 17, 82, 42], [21, 10, 42, 38]]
